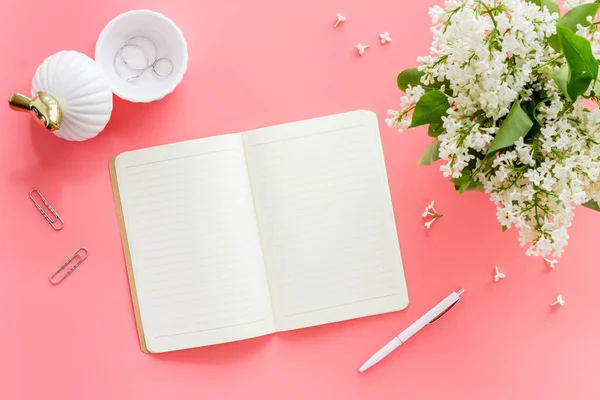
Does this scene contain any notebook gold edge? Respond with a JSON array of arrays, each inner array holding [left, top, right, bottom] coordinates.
[[109, 155, 150, 354]]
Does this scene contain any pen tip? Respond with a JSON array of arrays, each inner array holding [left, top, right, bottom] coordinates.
[[357, 370, 362, 373]]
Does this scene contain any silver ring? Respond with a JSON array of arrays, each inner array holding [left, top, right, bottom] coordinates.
[[153, 58, 174, 78], [125, 35, 158, 68], [114, 43, 150, 81], [114, 36, 175, 82]]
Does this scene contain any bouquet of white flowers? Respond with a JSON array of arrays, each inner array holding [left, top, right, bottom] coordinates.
[[388, 0, 600, 258]]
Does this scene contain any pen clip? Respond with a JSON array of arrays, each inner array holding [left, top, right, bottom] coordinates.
[[428, 298, 460, 325]]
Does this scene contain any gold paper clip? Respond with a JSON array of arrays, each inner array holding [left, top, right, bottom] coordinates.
[[50, 248, 88, 285], [29, 190, 64, 230]]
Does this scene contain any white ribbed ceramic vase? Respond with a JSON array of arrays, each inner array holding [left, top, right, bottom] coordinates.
[[30, 50, 113, 141]]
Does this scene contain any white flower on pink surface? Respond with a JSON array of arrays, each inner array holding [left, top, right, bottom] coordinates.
[[551, 295, 566, 307], [544, 258, 558, 269], [423, 200, 443, 229], [494, 266, 506, 282], [380, 32, 392, 44]]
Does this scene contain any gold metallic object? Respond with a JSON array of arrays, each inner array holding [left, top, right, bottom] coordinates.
[[8, 92, 63, 131]]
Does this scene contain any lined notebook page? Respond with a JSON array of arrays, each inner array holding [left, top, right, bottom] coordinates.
[[243, 110, 409, 331], [115, 134, 275, 353]]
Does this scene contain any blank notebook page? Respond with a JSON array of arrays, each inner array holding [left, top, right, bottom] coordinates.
[[243, 110, 409, 331], [115, 134, 275, 353]]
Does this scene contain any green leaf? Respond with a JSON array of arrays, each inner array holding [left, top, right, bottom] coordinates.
[[470, 183, 484, 193], [583, 199, 600, 211], [553, 64, 570, 99], [428, 122, 445, 138], [487, 99, 534, 155], [549, 2, 600, 51], [451, 174, 470, 190], [558, 2, 600, 30], [397, 68, 425, 92], [450, 170, 481, 194], [558, 26, 598, 100], [527, 0, 560, 16], [410, 90, 450, 128], [502, 225, 508, 232], [522, 100, 536, 122], [458, 178, 473, 194], [417, 139, 441, 165], [522, 101, 542, 139], [532, 98, 551, 126]]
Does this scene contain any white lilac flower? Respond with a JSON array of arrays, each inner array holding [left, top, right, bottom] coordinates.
[[389, 0, 600, 258], [386, 85, 426, 133], [423, 201, 443, 229], [494, 266, 506, 282], [551, 295, 566, 307]]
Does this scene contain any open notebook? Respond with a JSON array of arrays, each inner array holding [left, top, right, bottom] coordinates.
[[110, 110, 409, 353]]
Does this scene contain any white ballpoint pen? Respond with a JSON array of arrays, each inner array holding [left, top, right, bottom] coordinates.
[[358, 288, 465, 373]]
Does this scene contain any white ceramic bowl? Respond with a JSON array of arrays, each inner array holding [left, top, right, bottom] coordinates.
[[95, 10, 188, 103]]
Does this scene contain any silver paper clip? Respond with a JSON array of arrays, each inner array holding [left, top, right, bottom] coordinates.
[[29, 190, 64, 230], [50, 248, 88, 285]]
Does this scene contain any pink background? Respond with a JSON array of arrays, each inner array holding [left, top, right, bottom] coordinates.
[[1, 0, 599, 399]]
